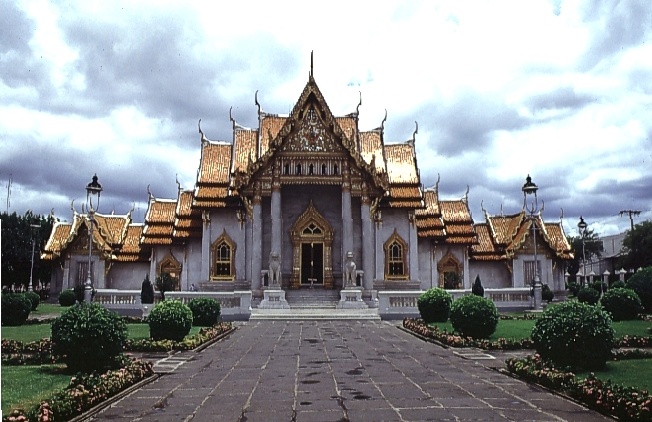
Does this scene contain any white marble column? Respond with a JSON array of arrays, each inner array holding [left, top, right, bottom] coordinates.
[[271, 183, 282, 259], [251, 189, 263, 291], [342, 163, 353, 276], [361, 191, 373, 290], [201, 211, 210, 281], [408, 211, 419, 282]]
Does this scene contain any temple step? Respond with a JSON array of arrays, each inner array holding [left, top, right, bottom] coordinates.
[[284, 289, 340, 309], [249, 308, 380, 321]]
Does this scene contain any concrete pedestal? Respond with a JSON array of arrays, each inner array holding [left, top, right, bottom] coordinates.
[[337, 288, 368, 309], [259, 289, 290, 309]]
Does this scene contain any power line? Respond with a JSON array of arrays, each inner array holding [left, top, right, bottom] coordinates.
[[620, 210, 641, 231]]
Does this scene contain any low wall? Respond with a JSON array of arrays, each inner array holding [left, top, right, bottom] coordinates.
[[94, 289, 252, 321], [378, 288, 533, 320]]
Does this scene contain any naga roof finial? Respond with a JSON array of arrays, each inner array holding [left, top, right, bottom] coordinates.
[[255, 90, 261, 116], [356, 91, 362, 116], [413, 121, 419, 142], [435, 173, 440, 191], [310, 50, 314, 79], [464, 185, 469, 203], [175, 174, 181, 193], [560, 207, 564, 221], [147, 184, 153, 201], [229, 106, 235, 130], [381, 109, 387, 132], [481, 200, 486, 215], [198, 119, 208, 143]]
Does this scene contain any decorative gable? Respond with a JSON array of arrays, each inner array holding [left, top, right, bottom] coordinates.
[[282, 106, 345, 154]]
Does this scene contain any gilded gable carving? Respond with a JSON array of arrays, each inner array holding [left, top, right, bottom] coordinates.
[[283, 106, 343, 153]]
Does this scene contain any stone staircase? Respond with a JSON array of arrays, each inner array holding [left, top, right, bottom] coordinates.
[[250, 288, 380, 321]]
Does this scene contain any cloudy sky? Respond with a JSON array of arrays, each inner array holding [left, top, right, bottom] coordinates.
[[2, 0, 651, 237]]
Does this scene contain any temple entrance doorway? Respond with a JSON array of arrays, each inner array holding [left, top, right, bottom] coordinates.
[[290, 201, 334, 289], [301, 242, 324, 286]]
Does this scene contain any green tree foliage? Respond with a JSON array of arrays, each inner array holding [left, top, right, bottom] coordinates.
[[140, 274, 155, 304], [1, 211, 54, 290], [471, 275, 484, 297], [566, 227, 603, 276], [626, 266, 652, 313], [155, 272, 176, 301], [600, 288, 643, 321], [449, 295, 499, 339], [620, 220, 652, 270], [188, 297, 221, 326]]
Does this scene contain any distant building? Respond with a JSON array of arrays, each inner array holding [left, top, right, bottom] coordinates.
[[42, 71, 573, 302]]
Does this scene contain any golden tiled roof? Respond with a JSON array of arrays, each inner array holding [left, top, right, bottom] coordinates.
[[335, 117, 357, 144], [94, 214, 130, 245], [488, 213, 525, 245], [260, 116, 286, 155], [416, 190, 441, 216], [198, 142, 232, 184], [143, 224, 174, 236], [176, 191, 194, 217], [145, 200, 177, 224], [194, 186, 230, 200], [41, 222, 73, 260], [471, 223, 504, 260], [233, 128, 258, 174], [384, 143, 418, 184], [359, 131, 385, 174], [141, 236, 173, 245], [119, 225, 144, 254], [389, 186, 422, 199], [193, 199, 230, 208], [440, 200, 472, 223], [545, 222, 573, 258]]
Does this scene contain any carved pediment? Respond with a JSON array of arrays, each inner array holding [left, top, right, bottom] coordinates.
[[281, 105, 344, 154]]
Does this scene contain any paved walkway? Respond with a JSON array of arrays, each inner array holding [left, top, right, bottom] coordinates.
[[92, 321, 611, 421]]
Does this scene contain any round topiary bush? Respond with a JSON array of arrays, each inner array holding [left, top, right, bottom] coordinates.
[[541, 284, 554, 303], [591, 280, 608, 295], [148, 300, 193, 341], [576, 287, 600, 305], [567, 281, 580, 297], [449, 295, 499, 339], [610, 280, 626, 289], [531, 300, 615, 370], [601, 288, 644, 321], [188, 297, 221, 326], [51, 303, 127, 372], [417, 288, 452, 323], [626, 267, 652, 313], [58, 289, 76, 307], [1, 293, 32, 326], [23, 290, 40, 311]]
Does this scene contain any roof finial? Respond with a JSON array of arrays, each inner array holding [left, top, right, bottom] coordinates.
[[147, 184, 153, 201], [481, 200, 486, 214], [500, 203, 504, 216], [379, 109, 387, 132], [255, 90, 261, 116], [229, 106, 235, 130], [435, 173, 440, 191], [175, 174, 181, 193], [413, 121, 418, 142], [128, 202, 135, 218], [71, 199, 76, 214], [464, 185, 469, 203], [356, 91, 362, 116], [198, 119, 208, 143], [560, 207, 564, 221], [310, 50, 314, 78]]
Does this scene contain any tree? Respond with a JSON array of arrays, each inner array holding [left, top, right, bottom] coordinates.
[[155, 273, 176, 301], [566, 227, 603, 276], [1, 211, 54, 290], [620, 220, 652, 270]]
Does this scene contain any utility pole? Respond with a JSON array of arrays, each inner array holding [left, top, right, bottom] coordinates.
[[620, 210, 641, 231]]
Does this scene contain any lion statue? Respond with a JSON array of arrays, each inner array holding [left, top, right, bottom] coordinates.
[[268, 251, 281, 286], [344, 251, 356, 287]]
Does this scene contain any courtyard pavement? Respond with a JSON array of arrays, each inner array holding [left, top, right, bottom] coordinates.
[[91, 320, 612, 421]]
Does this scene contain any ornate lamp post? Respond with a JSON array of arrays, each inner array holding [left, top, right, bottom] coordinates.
[[28, 224, 40, 291], [84, 174, 102, 303], [577, 216, 588, 287], [522, 175, 543, 310]]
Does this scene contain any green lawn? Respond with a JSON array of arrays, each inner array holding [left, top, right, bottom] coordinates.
[[576, 358, 652, 392], [1, 364, 70, 417], [30, 303, 66, 317], [1, 323, 202, 343], [429, 318, 651, 342]]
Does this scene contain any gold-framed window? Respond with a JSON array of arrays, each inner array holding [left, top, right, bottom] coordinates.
[[384, 230, 408, 280], [211, 231, 236, 280]]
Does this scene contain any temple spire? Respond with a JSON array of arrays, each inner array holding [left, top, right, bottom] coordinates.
[[310, 50, 314, 78]]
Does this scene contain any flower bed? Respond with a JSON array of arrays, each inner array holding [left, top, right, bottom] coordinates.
[[1, 322, 234, 365], [506, 354, 652, 421], [2, 359, 154, 422], [402, 318, 535, 350], [403, 318, 652, 351]]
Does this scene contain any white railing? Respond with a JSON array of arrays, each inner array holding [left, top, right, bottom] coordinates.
[[94, 289, 252, 319], [378, 288, 533, 319]]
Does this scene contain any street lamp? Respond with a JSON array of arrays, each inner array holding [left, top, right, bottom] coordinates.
[[28, 224, 40, 292], [84, 174, 102, 303], [522, 175, 543, 310], [577, 216, 587, 287]]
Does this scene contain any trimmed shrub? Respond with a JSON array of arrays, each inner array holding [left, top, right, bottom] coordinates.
[[188, 297, 221, 326], [541, 284, 554, 303], [531, 301, 614, 370], [155, 273, 176, 301], [626, 267, 652, 312], [23, 290, 41, 311], [417, 288, 452, 323], [449, 295, 499, 339], [140, 274, 155, 304], [148, 300, 192, 341], [591, 280, 607, 294], [471, 275, 484, 297], [567, 281, 580, 297], [58, 289, 76, 306], [610, 280, 626, 289], [1, 293, 32, 326], [601, 288, 644, 321], [577, 287, 600, 305], [51, 303, 128, 372]]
